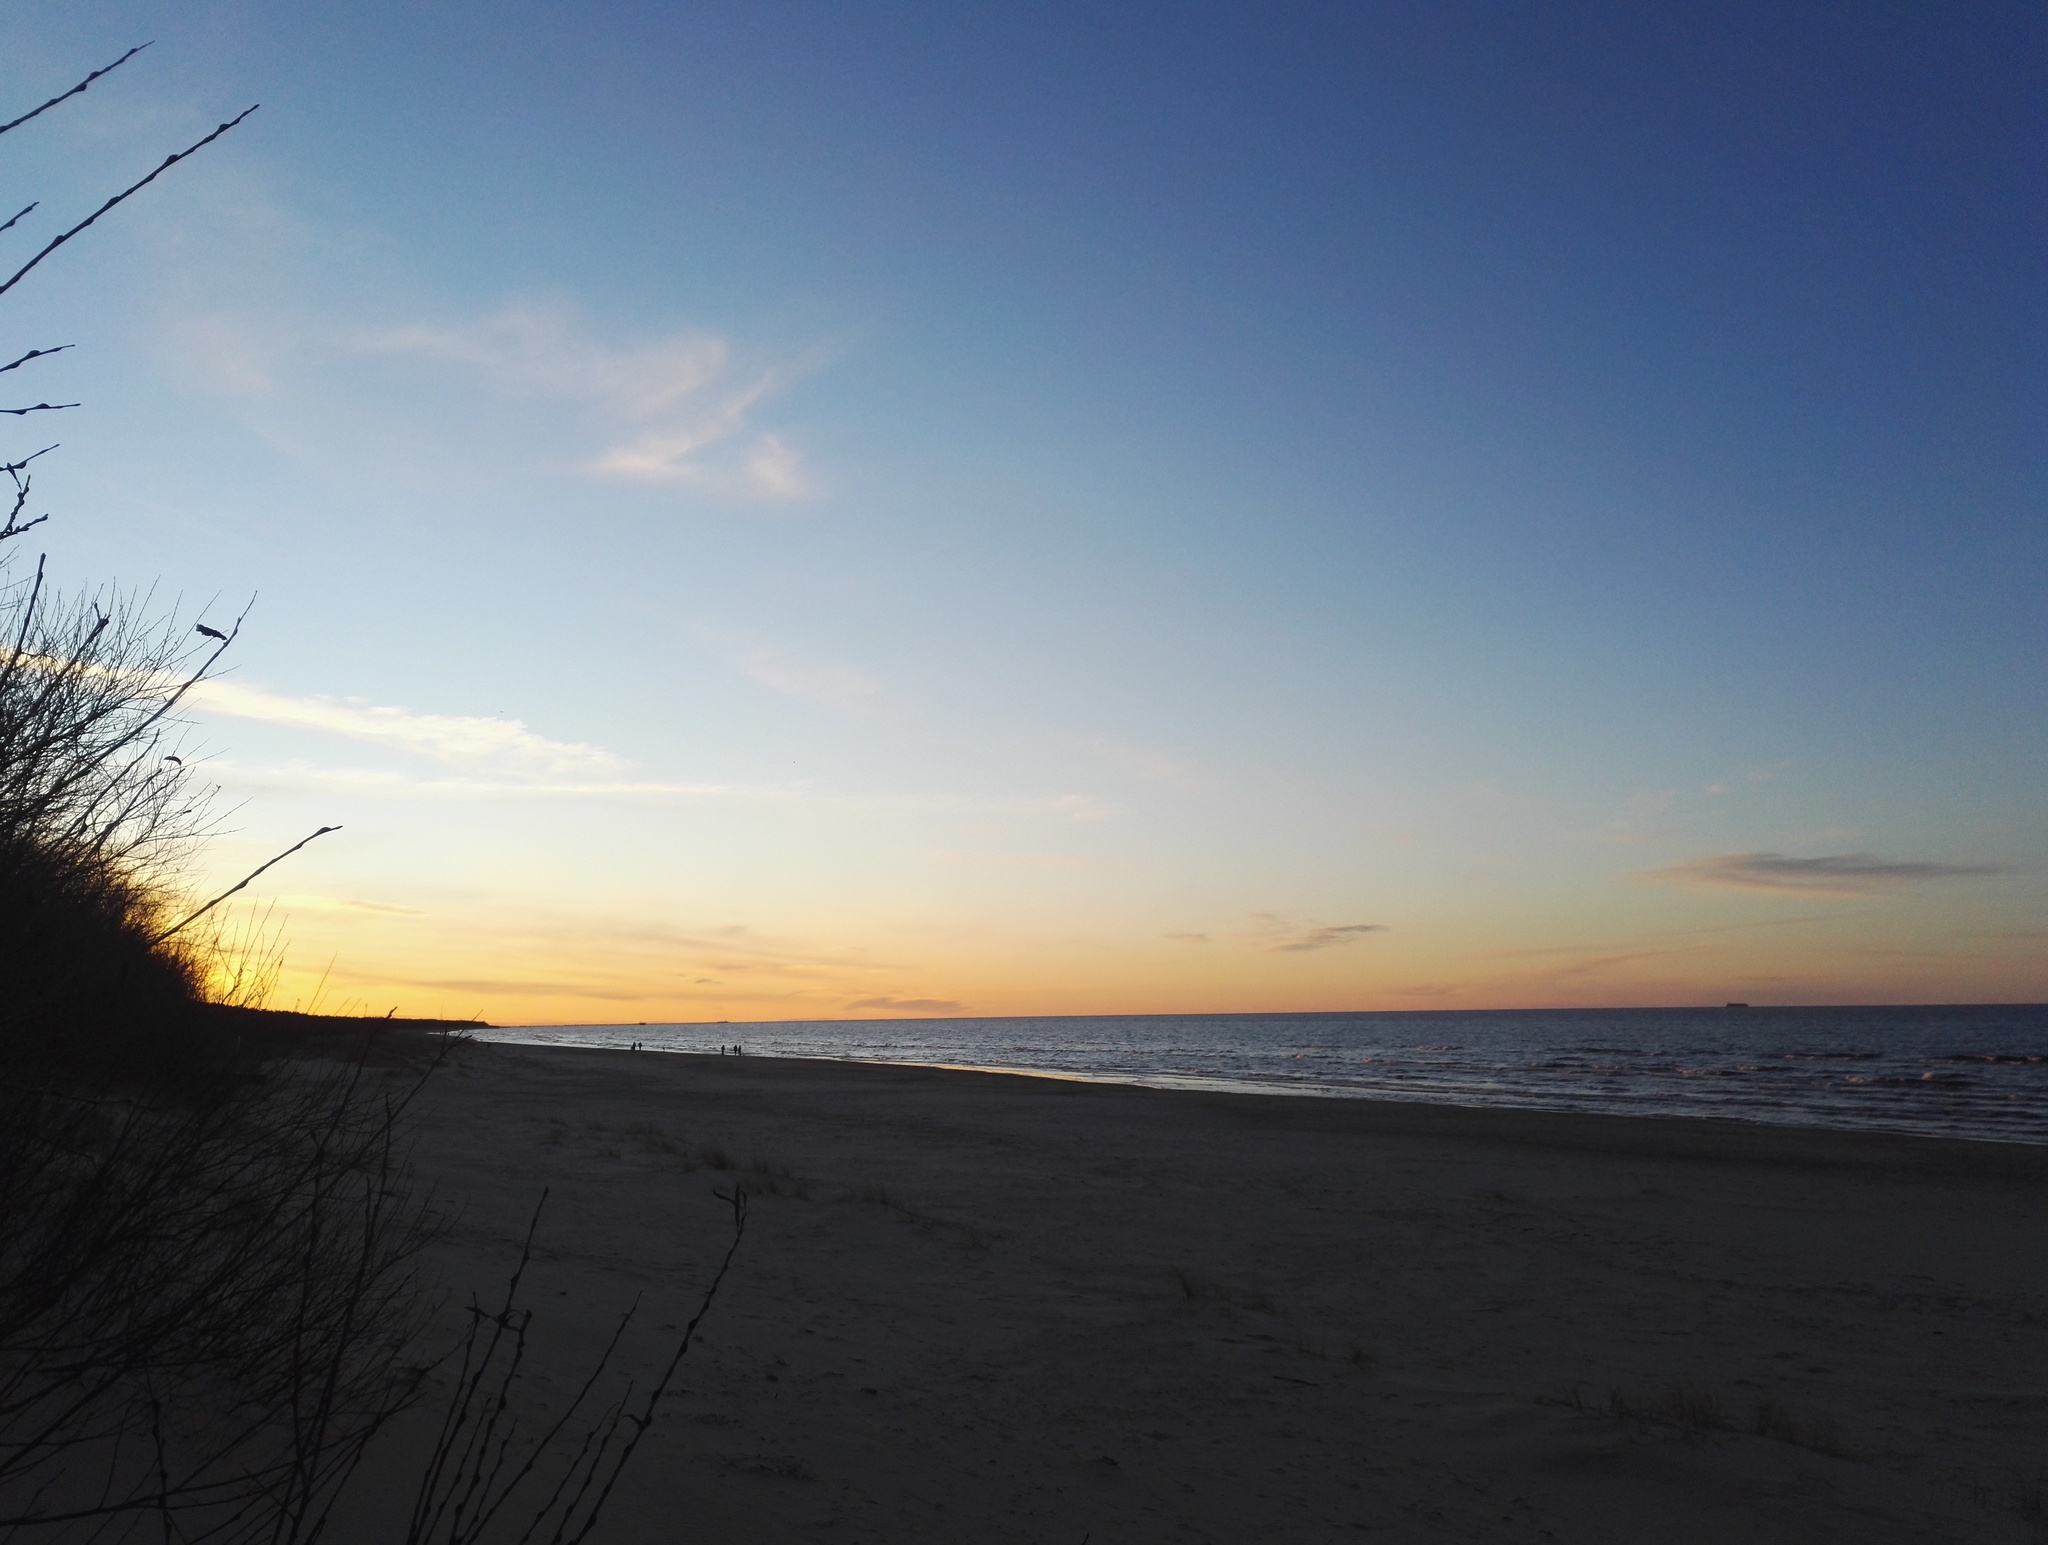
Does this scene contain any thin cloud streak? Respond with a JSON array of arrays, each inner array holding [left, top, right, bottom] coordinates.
[[1244, 912, 1388, 953], [213, 760, 1111, 822], [189, 678, 622, 774], [1635, 851, 2007, 898], [721, 639, 882, 713], [214, 763, 731, 802], [356, 301, 814, 500], [192, 674, 1110, 821], [691, 624, 885, 713], [271, 894, 425, 917], [1270, 923, 1388, 953]]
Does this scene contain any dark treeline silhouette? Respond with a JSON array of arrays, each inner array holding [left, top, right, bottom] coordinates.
[[0, 48, 743, 1543]]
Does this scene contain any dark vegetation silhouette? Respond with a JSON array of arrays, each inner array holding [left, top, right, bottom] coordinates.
[[0, 48, 743, 1541]]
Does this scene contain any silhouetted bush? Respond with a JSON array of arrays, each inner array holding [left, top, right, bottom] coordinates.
[[0, 575, 249, 1078], [0, 49, 436, 1543], [0, 53, 747, 1545], [0, 48, 253, 1077]]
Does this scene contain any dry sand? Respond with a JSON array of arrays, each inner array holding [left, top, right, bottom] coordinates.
[[342, 1041, 2048, 1543]]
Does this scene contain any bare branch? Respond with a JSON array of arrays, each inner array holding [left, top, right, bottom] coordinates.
[[0, 346, 72, 376], [0, 556, 48, 702], [0, 104, 259, 301], [0, 45, 151, 138], [0, 447, 56, 477], [402, 1187, 751, 1545], [151, 825, 342, 945], [557, 1188, 749, 1544], [130, 597, 249, 731], [0, 402, 77, 416], [0, 205, 36, 237], [2, 456, 52, 541]]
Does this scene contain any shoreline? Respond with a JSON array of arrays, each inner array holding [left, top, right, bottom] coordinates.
[[487, 999, 2048, 1028], [474, 1032, 2048, 1151], [619, 1045, 2048, 1169], [331, 1038, 2048, 1542]]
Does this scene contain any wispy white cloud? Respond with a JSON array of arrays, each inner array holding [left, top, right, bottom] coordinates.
[[213, 763, 729, 802], [189, 678, 622, 776], [731, 644, 880, 712], [695, 627, 882, 713], [212, 759, 1111, 823], [741, 434, 808, 499], [195, 672, 1109, 822], [355, 301, 813, 500], [362, 306, 727, 412], [1634, 851, 2006, 899]]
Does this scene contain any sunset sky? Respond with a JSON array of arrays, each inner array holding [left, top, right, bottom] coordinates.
[[5, 3, 2043, 1023]]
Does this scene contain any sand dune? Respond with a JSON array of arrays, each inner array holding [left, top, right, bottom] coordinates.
[[337, 1042, 2048, 1543]]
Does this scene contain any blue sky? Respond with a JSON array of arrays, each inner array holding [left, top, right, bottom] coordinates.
[[5, 3, 2042, 1019]]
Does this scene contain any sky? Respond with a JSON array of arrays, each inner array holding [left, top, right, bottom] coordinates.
[[2, 2, 2042, 1023]]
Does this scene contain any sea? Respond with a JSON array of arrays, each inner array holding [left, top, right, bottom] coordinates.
[[482, 1005, 2048, 1145]]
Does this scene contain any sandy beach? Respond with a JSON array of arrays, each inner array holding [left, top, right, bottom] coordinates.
[[339, 1041, 2048, 1543]]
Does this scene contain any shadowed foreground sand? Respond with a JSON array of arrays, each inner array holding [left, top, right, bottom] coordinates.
[[336, 1042, 2048, 1543]]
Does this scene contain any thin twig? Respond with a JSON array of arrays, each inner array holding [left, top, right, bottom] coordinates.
[[0, 346, 71, 375], [1, 446, 57, 476], [0, 45, 150, 138], [0, 104, 258, 300], [151, 825, 342, 944], [0, 554, 47, 698], [409, 1197, 551, 1545], [557, 1189, 749, 1544], [0, 452, 53, 541], [85, 598, 253, 790]]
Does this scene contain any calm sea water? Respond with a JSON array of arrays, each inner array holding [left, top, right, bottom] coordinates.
[[484, 1005, 2048, 1145]]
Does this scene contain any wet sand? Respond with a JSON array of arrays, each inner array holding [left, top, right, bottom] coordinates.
[[348, 1040, 2048, 1543]]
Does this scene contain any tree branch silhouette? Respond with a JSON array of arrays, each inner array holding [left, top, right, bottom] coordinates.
[[0, 103, 258, 301], [0, 346, 71, 375], [0, 44, 150, 139], [153, 825, 343, 945]]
